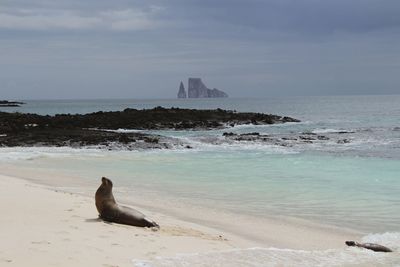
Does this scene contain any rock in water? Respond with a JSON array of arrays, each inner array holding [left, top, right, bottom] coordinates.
[[0, 100, 25, 107], [0, 108, 299, 148], [177, 81, 187, 98], [187, 78, 228, 98]]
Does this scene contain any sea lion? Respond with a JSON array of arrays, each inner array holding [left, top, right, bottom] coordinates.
[[95, 177, 159, 228], [346, 241, 392, 252]]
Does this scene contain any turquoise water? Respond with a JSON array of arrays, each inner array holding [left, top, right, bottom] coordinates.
[[7, 148, 399, 233], [1, 95, 399, 265]]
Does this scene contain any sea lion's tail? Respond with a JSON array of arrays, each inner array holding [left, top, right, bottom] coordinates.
[[144, 218, 160, 229]]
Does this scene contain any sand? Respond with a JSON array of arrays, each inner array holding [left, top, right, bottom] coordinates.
[[0, 172, 362, 267]]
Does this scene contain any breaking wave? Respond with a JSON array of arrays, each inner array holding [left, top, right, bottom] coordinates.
[[133, 233, 400, 267]]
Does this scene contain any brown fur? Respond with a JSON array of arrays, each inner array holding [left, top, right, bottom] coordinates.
[[95, 177, 159, 228]]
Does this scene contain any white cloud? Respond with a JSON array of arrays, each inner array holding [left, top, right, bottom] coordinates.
[[0, 7, 162, 31]]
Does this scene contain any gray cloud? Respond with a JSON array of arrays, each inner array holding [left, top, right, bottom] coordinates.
[[3, 1, 400, 35], [164, 0, 400, 34], [0, 0, 399, 99]]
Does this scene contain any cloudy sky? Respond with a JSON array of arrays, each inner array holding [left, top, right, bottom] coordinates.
[[1, 0, 399, 99]]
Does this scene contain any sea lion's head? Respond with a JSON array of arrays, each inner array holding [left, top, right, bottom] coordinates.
[[101, 177, 113, 188], [96, 177, 113, 197], [95, 177, 115, 215]]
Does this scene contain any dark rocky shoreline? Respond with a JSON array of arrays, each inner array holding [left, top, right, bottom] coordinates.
[[222, 131, 352, 147], [0, 107, 299, 149]]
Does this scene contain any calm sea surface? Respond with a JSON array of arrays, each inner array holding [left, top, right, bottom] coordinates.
[[1, 95, 399, 266]]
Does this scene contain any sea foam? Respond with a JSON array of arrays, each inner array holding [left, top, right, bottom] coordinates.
[[132, 233, 400, 267]]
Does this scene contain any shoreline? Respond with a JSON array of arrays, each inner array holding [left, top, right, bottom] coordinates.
[[0, 163, 363, 243], [0, 164, 367, 266]]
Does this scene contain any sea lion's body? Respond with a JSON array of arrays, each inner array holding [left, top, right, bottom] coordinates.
[[346, 241, 392, 252], [95, 177, 159, 228]]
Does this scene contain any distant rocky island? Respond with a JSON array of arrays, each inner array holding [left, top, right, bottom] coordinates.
[[0, 100, 25, 107], [177, 78, 228, 99]]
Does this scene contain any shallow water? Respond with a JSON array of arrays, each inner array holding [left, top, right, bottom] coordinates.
[[3, 147, 398, 233]]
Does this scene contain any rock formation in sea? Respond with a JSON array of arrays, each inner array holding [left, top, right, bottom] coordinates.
[[178, 78, 228, 98], [188, 78, 208, 98], [208, 88, 228, 98], [177, 81, 187, 98], [0, 100, 25, 107]]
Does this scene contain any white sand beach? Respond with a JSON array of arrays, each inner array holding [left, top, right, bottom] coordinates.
[[0, 170, 364, 267]]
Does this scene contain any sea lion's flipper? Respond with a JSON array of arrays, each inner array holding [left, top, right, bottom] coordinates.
[[143, 218, 160, 229]]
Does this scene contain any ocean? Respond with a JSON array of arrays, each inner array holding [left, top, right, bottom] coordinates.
[[1, 95, 399, 266]]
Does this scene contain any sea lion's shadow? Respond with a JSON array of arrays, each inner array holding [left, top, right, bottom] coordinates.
[[85, 218, 102, 223], [85, 218, 113, 224]]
